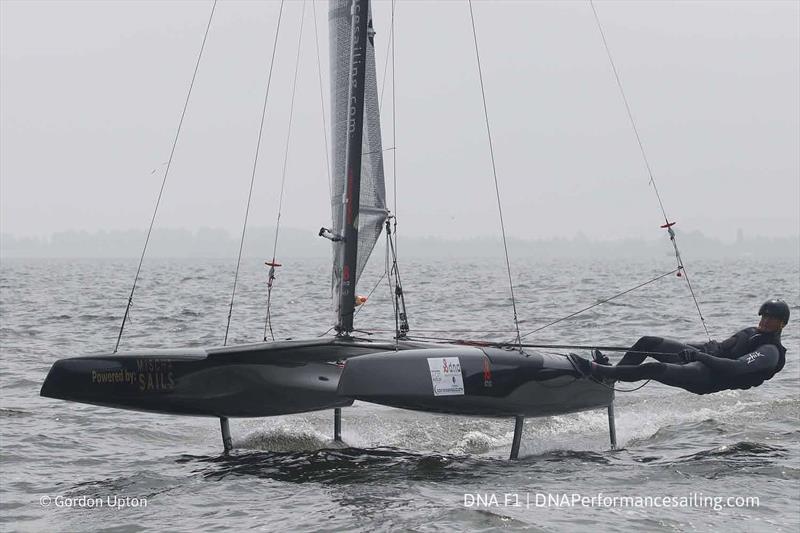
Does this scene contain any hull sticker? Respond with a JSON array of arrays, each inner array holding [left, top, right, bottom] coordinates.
[[427, 357, 464, 396]]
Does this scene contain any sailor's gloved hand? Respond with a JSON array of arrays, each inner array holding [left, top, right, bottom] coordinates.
[[677, 348, 700, 364]]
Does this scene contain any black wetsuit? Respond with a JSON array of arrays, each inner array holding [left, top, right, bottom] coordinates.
[[591, 328, 786, 395]]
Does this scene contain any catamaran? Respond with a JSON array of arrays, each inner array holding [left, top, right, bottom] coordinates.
[[41, 0, 617, 460]]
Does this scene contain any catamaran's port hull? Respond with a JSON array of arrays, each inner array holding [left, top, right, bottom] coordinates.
[[41, 356, 352, 417], [40, 338, 434, 417]]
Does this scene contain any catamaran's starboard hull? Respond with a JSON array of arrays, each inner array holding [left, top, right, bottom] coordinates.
[[40, 338, 435, 417], [338, 347, 613, 417]]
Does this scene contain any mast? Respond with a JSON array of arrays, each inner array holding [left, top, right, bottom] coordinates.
[[336, 0, 371, 334]]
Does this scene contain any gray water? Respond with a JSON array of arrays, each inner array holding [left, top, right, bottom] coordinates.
[[1, 256, 798, 532]]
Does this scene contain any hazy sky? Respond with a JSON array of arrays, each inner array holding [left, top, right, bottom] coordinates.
[[2, 0, 798, 243]]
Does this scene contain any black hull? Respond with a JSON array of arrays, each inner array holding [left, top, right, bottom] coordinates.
[[42, 339, 612, 419], [40, 337, 433, 417], [338, 347, 614, 417]]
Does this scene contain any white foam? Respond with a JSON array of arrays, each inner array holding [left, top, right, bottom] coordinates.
[[235, 420, 340, 452], [449, 431, 507, 455]]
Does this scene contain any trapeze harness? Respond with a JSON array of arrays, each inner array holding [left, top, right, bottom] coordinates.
[[592, 328, 786, 395]]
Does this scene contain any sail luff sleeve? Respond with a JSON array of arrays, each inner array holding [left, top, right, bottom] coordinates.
[[329, 0, 387, 331], [333, 0, 370, 332], [329, 0, 348, 325]]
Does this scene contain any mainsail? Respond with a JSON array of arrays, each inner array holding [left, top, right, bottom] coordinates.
[[329, 0, 387, 330]]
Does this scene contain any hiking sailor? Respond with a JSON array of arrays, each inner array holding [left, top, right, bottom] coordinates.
[[569, 299, 789, 395]]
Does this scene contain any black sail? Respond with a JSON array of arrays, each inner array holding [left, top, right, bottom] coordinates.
[[329, 0, 387, 332]]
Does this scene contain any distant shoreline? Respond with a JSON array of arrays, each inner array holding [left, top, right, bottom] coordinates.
[[2, 227, 797, 259]]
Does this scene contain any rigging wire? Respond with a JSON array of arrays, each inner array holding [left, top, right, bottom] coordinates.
[[384, 221, 396, 340], [390, 0, 398, 248], [518, 267, 681, 341], [402, 334, 691, 359], [263, 0, 307, 341], [562, 353, 652, 393], [318, 327, 335, 337], [311, 0, 333, 201], [371, 0, 400, 232], [312, 0, 339, 302], [599, 380, 651, 393], [223, 0, 286, 345], [367, 328, 527, 334], [353, 271, 388, 320], [395, 333, 654, 393], [377, 3, 394, 109], [561, 353, 652, 393], [589, 0, 710, 340], [467, 0, 522, 350], [365, 1, 406, 340], [386, 218, 409, 341], [372, 0, 403, 338], [114, 0, 218, 354]]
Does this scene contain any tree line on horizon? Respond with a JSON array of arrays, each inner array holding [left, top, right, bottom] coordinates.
[[1, 227, 797, 259]]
